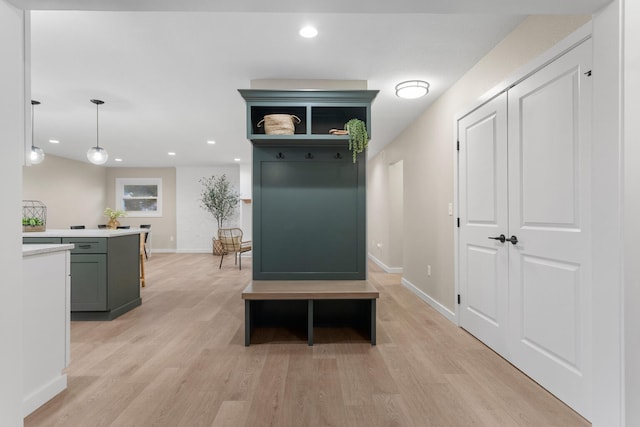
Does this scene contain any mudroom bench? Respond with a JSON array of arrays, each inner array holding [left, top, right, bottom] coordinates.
[[241, 280, 379, 346]]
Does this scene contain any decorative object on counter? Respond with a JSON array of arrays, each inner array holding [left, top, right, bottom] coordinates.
[[395, 80, 430, 99], [200, 174, 240, 255], [344, 118, 368, 163], [87, 99, 109, 165], [22, 200, 47, 232], [104, 207, 126, 229], [30, 100, 45, 164], [257, 114, 301, 135], [328, 128, 349, 135]]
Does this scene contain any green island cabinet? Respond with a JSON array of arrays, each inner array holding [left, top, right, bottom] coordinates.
[[23, 230, 141, 320], [239, 89, 378, 280]]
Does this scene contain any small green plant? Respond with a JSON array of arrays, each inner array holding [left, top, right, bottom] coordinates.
[[22, 217, 43, 226], [104, 207, 127, 219], [344, 118, 368, 163]]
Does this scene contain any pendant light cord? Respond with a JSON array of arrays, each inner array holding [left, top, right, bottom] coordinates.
[[30, 100, 40, 149], [31, 102, 35, 149], [96, 101, 100, 149]]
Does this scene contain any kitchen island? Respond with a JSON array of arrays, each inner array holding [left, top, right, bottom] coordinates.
[[23, 243, 73, 416], [23, 229, 142, 320]]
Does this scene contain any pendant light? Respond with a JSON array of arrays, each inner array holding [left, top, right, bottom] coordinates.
[[30, 100, 45, 164], [87, 99, 108, 165]]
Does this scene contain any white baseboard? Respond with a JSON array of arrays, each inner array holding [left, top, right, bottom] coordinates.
[[368, 253, 403, 274], [23, 374, 67, 417], [401, 277, 457, 324], [150, 249, 177, 254]]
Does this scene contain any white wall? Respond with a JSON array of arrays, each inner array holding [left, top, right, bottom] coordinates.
[[176, 165, 240, 252], [623, 0, 640, 424], [0, 1, 25, 425], [23, 155, 107, 228], [239, 161, 252, 241], [388, 160, 404, 269], [591, 2, 624, 425]]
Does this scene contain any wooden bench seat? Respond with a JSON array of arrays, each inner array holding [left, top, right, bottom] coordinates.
[[242, 280, 379, 346]]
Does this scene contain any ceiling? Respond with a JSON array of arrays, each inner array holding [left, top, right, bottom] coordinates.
[[25, 0, 609, 168]]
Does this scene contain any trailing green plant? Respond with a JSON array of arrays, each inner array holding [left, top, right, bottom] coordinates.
[[200, 174, 240, 228], [344, 118, 368, 163]]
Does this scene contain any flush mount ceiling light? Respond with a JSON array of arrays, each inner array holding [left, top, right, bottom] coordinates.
[[168, 152, 176, 156], [299, 26, 318, 38], [87, 99, 108, 165], [207, 140, 216, 145], [49, 139, 59, 144], [395, 80, 430, 99], [30, 100, 45, 164]]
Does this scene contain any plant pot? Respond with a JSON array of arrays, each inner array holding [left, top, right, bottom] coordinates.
[[107, 218, 120, 229]]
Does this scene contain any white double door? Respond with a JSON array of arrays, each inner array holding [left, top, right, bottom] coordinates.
[[458, 40, 592, 418]]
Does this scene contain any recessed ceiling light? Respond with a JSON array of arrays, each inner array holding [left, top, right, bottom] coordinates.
[[114, 158, 123, 162], [49, 139, 59, 144], [168, 152, 176, 156], [234, 158, 241, 162], [299, 26, 318, 38], [207, 140, 216, 145]]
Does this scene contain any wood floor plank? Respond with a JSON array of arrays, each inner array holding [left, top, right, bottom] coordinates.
[[24, 254, 590, 427]]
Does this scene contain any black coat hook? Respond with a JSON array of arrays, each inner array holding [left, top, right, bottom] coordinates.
[[334, 153, 343, 160], [305, 153, 314, 159], [276, 152, 285, 159]]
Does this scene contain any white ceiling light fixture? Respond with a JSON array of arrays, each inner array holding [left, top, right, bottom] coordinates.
[[395, 80, 430, 99], [207, 140, 216, 145], [234, 158, 241, 162], [114, 158, 123, 162], [87, 99, 108, 165], [30, 100, 45, 164], [168, 152, 176, 156], [299, 26, 318, 38], [49, 139, 59, 144]]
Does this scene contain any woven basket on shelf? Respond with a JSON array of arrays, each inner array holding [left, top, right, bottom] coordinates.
[[257, 114, 301, 135]]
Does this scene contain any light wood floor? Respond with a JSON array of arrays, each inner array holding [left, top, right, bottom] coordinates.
[[25, 254, 589, 427]]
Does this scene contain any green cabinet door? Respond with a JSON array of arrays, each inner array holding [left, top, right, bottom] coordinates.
[[70, 254, 107, 311]]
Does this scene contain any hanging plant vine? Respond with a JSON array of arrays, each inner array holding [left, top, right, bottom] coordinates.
[[344, 118, 368, 163]]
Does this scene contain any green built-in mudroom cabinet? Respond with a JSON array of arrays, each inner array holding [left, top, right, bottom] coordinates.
[[239, 89, 378, 280]]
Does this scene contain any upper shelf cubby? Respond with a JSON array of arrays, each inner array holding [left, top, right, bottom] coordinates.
[[238, 89, 378, 144]]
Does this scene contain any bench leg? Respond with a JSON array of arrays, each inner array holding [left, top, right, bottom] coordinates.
[[370, 299, 376, 346], [308, 300, 314, 346], [245, 300, 251, 346]]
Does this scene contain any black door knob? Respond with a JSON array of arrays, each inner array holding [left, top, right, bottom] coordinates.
[[488, 234, 506, 243], [507, 235, 518, 245]]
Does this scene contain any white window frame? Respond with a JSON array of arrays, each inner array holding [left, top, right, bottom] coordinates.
[[116, 178, 163, 217]]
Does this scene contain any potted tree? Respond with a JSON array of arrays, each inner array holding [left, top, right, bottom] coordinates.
[[200, 174, 240, 255], [344, 118, 369, 163]]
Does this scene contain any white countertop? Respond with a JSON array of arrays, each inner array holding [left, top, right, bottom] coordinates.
[[23, 228, 144, 238], [22, 244, 75, 257]]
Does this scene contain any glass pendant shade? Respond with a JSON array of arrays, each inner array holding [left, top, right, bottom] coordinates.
[[30, 146, 45, 164], [88, 99, 108, 165], [30, 100, 45, 165], [395, 80, 430, 99], [87, 146, 108, 164]]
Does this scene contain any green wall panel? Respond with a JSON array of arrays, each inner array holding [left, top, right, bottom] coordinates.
[[253, 146, 366, 280]]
